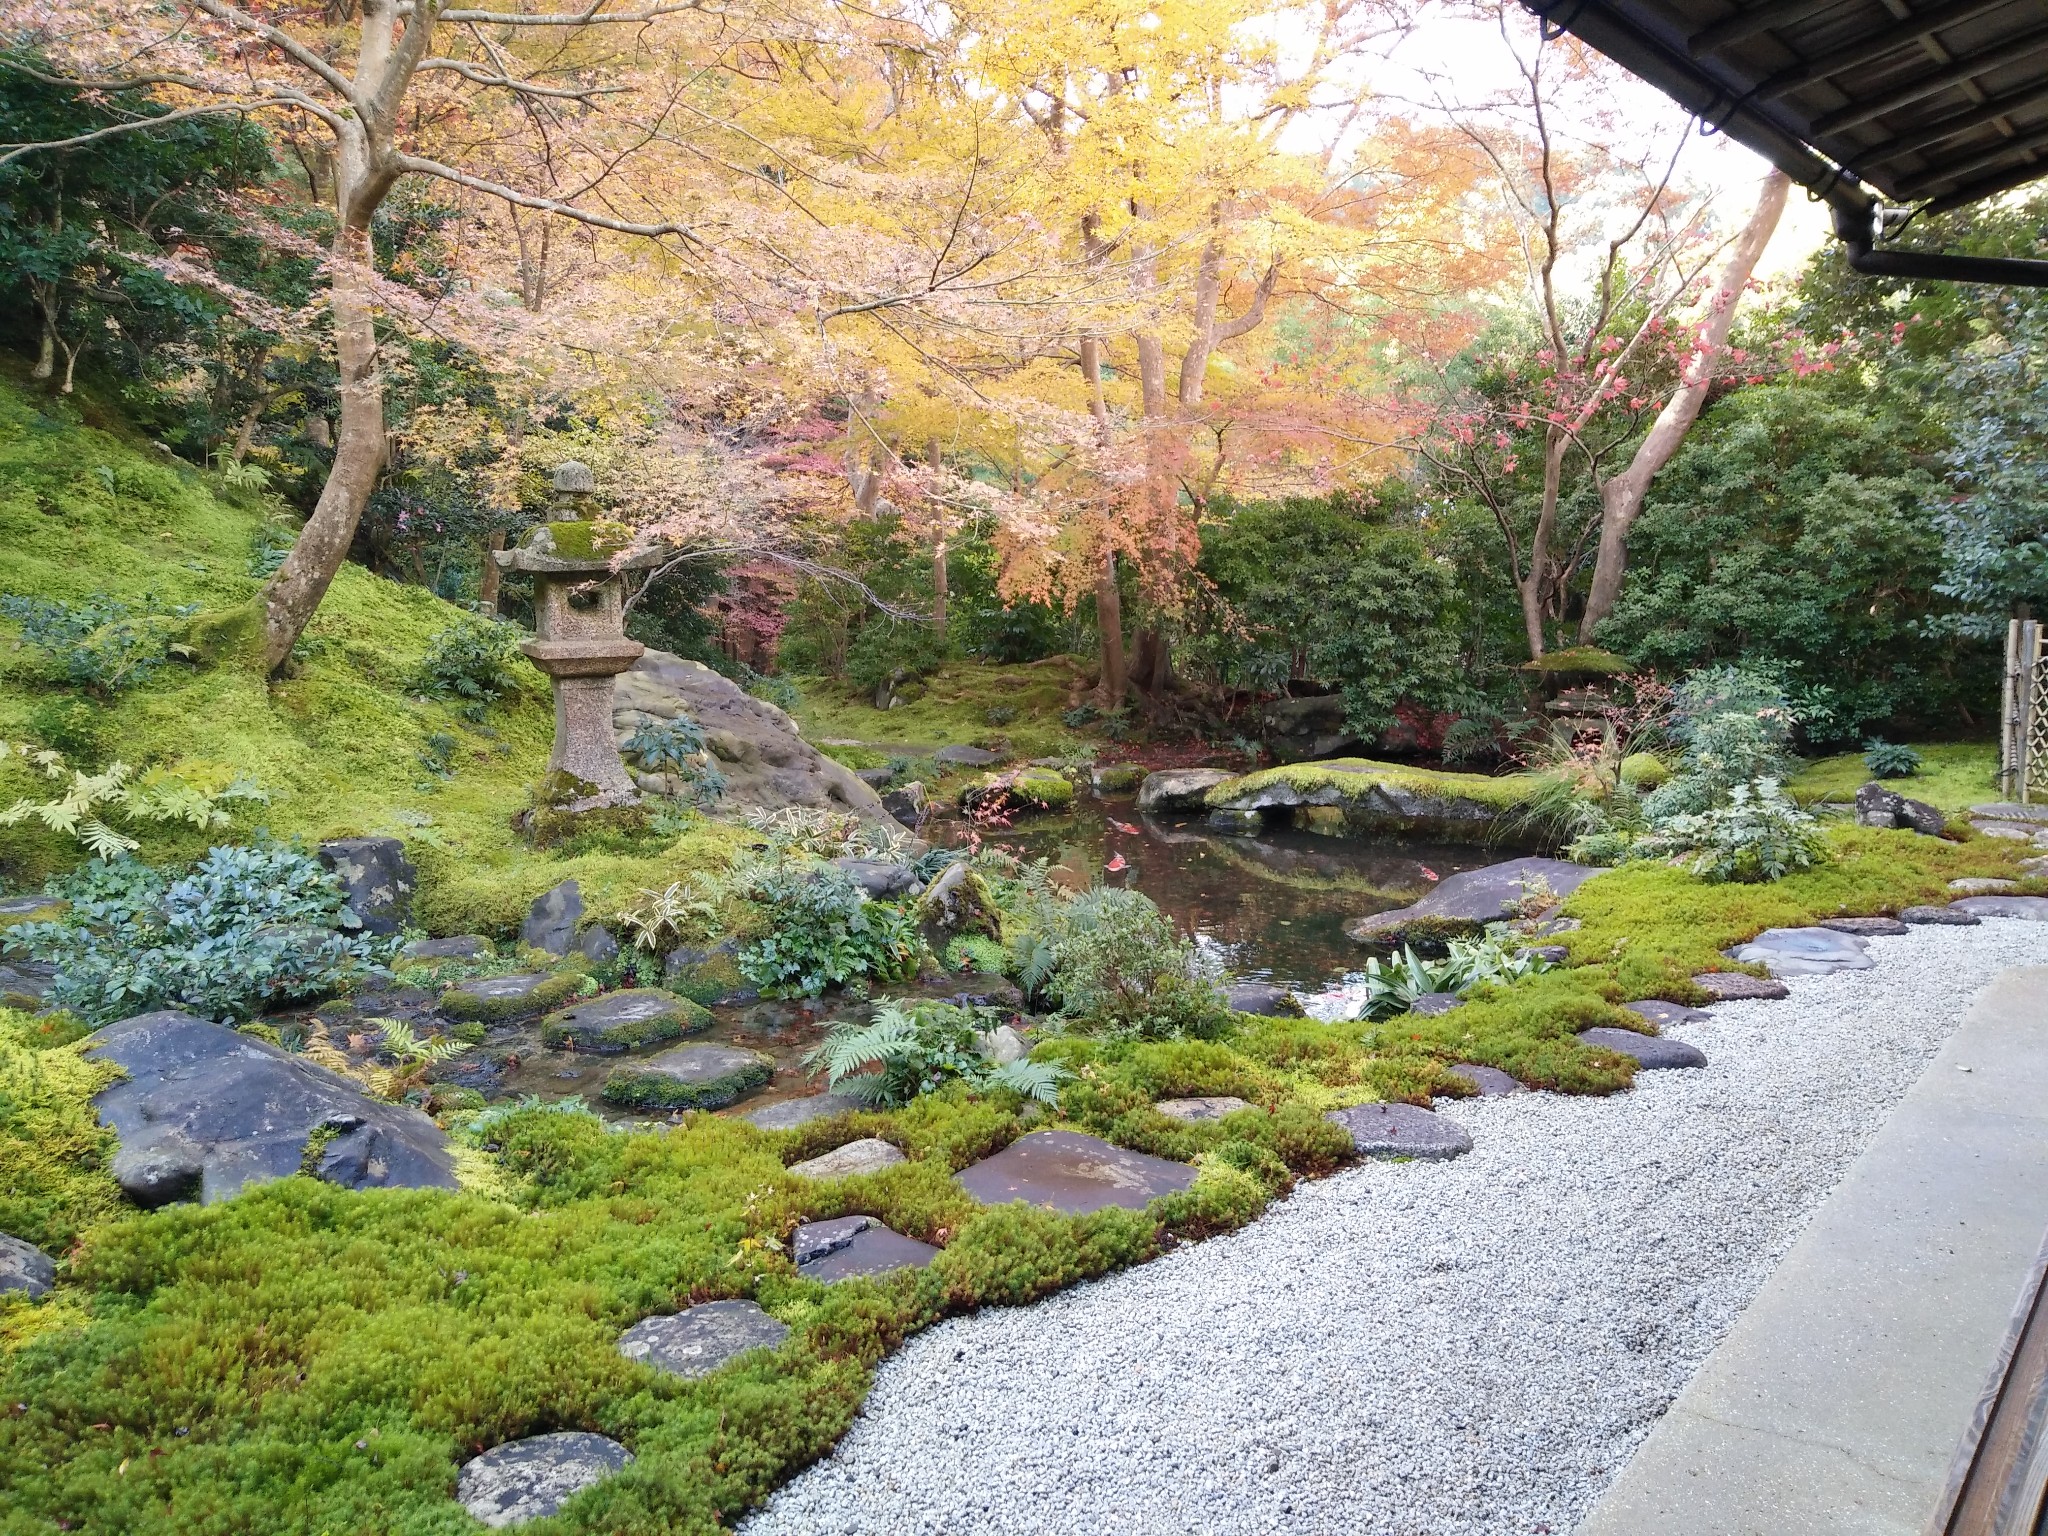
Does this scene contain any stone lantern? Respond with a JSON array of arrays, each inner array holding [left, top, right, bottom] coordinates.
[[493, 461, 665, 805]]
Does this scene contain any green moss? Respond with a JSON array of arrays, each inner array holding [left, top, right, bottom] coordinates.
[[1517, 645, 1630, 675], [439, 971, 584, 1023], [964, 764, 1074, 814], [601, 1051, 773, 1109], [536, 519, 633, 562], [0, 1008, 123, 1255], [1618, 752, 1672, 790], [1094, 763, 1145, 794], [1203, 759, 1545, 837], [539, 989, 709, 1052], [665, 950, 749, 1007], [0, 899, 66, 931], [787, 660, 1091, 762], [1787, 741, 2000, 815]]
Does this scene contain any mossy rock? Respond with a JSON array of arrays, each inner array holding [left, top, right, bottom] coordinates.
[[961, 765, 1074, 815], [1619, 753, 1672, 790], [0, 896, 65, 930], [533, 519, 633, 562], [1517, 646, 1630, 676], [439, 970, 582, 1023], [539, 989, 709, 1053], [602, 1043, 774, 1110], [1093, 763, 1146, 795], [665, 948, 750, 1007], [1202, 758, 1542, 844]]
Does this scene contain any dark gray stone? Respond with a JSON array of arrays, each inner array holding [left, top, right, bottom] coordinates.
[[792, 1215, 941, 1282], [1224, 981, 1300, 1017], [1445, 1064, 1523, 1097], [1579, 1027, 1707, 1070], [1950, 895, 2048, 921], [1691, 972, 1791, 1001], [1971, 820, 2039, 840], [1901, 904, 1981, 926], [540, 989, 703, 1053], [1324, 1102, 1472, 1160], [1818, 916, 1910, 937], [1725, 926, 1873, 977], [741, 1093, 865, 1130], [856, 766, 896, 788], [0, 894, 61, 920], [456, 1431, 633, 1529], [1626, 999, 1712, 1029], [404, 935, 490, 961], [317, 837, 417, 935], [0, 960, 54, 1008], [830, 859, 919, 897], [1948, 878, 2019, 895], [601, 1043, 773, 1110], [578, 925, 620, 965], [0, 1233, 55, 1298], [1408, 992, 1466, 1016], [1853, 782, 1948, 836], [955, 1129, 1197, 1215], [88, 1011, 456, 1204], [1969, 802, 2048, 824], [1346, 857, 1600, 944], [1205, 807, 1264, 835], [110, 1138, 204, 1208], [440, 972, 577, 1023], [1134, 767, 1235, 814], [1155, 1096, 1255, 1121], [521, 880, 584, 956], [932, 744, 1002, 767], [881, 784, 928, 830], [619, 1299, 790, 1380], [1519, 944, 1571, 964]]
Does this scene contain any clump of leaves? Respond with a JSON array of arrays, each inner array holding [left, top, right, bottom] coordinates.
[[806, 1000, 1066, 1107], [1862, 738, 1923, 779], [1628, 778, 1829, 883], [364, 1018, 469, 1099], [740, 804, 910, 861], [1029, 884, 1231, 1039], [618, 872, 731, 953], [411, 617, 522, 717], [736, 862, 920, 999], [624, 717, 727, 805], [1342, 935, 1557, 1021], [0, 591, 198, 694], [0, 743, 269, 859]]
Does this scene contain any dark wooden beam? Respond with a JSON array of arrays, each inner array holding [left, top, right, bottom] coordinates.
[[1860, 82, 2048, 164], [1893, 117, 2048, 197], [1811, 21, 2048, 134], [1689, 0, 1850, 56], [1927, 1234, 2048, 1536], [1759, 0, 2019, 101]]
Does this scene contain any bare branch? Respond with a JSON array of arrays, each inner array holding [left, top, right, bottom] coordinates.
[[0, 98, 314, 168], [393, 153, 695, 238], [427, 2, 706, 24], [191, 0, 359, 101]]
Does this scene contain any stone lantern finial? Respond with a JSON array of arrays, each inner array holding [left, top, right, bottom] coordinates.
[[550, 460, 595, 520]]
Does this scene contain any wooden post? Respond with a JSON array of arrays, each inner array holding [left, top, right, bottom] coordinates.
[[2004, 618, 2022, 802], [2027, 621, 2045, 805]]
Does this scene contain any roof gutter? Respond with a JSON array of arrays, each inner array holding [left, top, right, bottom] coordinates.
[[1831, 206, 2048, 286]]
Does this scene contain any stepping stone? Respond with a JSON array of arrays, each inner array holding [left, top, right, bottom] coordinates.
[[1224, 982, 1300, 1017], [1625, 1000, 1712, 1029], [955, 1129, 1197, 1215], [1948, 877, 2018, 895], [1408, 992, 1465, 1016], [1346, 857, 1600, 944], [2022, 856, 2048, 876], [1972, 821, 2038, 841], [932, 744, 1002, 767], [1324, 1102, 1472, 1160], [1950, 895, 2048, 922], [1818, 916, 1910, 936], [1691, 972, 1791, 1001], [1155, 1096, 1255, 1121], [602, 1044, 773, 1110], [440, 972, 579, 1023], [791, 1215, 940, 1282], [618, 1299, 789, 1380], [539, 989, 707, 1053], [742, 1093, 865, 1130], [1970, 803, 2048, 824], [1445, 1064, 1523, 1097], [1902, 904, 1981, 926], [1725, 927, 1873, 977], [1579, 1027, 1707, 1071], [404, 935, 490, 961], [786, 1137, 905, 1180], [0, 1233, 55, 1298], [457, 1431, 632, 1529]]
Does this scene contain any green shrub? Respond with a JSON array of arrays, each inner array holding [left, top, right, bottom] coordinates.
[[807, 1000, 1066, 1107], [737, 863, 920, 999], [1035, 886, 1230, 1038], [1862, 738, 1924, 778], [411, 617, 523, 715], [1630, 779, 1830, 883], [1617, 752, 1671, 790], [1342, 935, 1558, 1021], [0, 591, 197, 695]]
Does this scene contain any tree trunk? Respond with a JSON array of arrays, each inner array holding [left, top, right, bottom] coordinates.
[[1578, 168, 1789, 642], [1517, 429, 1572, 659], [29, 286, 55, 383], [479, 528, 507, 613], [928, 437, 947, 640], [1095, 544, 1127, 709]]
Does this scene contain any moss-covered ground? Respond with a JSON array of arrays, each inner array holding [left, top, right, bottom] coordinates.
[[1787, 742, 2003, 817], [788, 659, 1092, 764], [1204, 757, 1548, 812]]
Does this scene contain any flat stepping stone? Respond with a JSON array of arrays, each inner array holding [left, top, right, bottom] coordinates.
[[1325, 1102, 1472, 1160], [955, 1129, 1197, 1215], [1725, 926, 1873, 977], [618, 1299, 789, 1380], [440, 972, 578, 1023], [1155, 1096, 1255, 1121], [1972, 820, 2039, 840], [1408, 992, 1465, 1016], [0, 1233, 55, 1298], [1626, 999, 1712, 1028], [457, 1431, 632, 1529], [1818, 916, 1910, 936], [539, 989, 707, 1053], [2021, 856, 2048, 876], [1579, 1027, 1707, 1070], [1950, 895, 2048, 921], [1224, 981, 1299, 1017], [1970, 803, 2048, 823], [1902, 904, 1981, 926], [1948, 877, 2018, 895], [742, 1093, 865, 1130], [792, 1215, 940, 1282], [786, 1137, 905, 1180], [1346, 857, 1599, 944], [1691, 971, 1791, 1001], [932, 744, 1002, 767], [602, 1044, 773, 1110], [1446, 1064, 1523, 1097], [404, 935, 490, 961]]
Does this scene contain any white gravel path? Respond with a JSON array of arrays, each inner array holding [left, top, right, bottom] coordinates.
[[742, 919, 2048, 1536]]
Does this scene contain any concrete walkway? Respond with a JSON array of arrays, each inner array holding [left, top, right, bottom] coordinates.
[[1575, 966, 2048, 1536]]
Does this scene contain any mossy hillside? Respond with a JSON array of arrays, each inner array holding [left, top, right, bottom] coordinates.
[[1787, 742, 2001, 817], [789, 658, 1090, 762], [0, 375, 752, 931]]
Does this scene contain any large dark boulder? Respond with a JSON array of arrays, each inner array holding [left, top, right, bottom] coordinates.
[[1260, 693, 1361, 763], [1345, 857, 1598, 946], [1853, 782, 1948, 836], [87, 1011, 457, 1204], [317, 838, 417, 935], [521, 880, 584, 956], [0, 1233, 55, 1298], [1135, 768, 1235, 815]]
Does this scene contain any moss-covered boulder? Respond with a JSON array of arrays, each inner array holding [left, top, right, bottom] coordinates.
[[961, 765, 1074, 816], [1093, 763, 1146, 795], [439, 971, 582, 1023], [539, 988, 709, 1053], [663, 943, 754, 1007], [1202, 759, 1544, 843], [602, 1043, 774, 1110], [0, 895, 65, 930], [1619, 753, 1672, 791]]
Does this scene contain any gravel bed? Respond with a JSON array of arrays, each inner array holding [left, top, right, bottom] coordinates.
[[743, 920, 2048, 1536]]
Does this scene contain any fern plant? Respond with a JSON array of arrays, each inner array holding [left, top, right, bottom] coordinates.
[[805, 1001, 1066, 1107], [0, 743, 269, 858]]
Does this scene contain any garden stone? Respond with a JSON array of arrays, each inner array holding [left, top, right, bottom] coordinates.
[[787, 1137, 905, 1180], [917, 861, 997, 943], [1725, 926, 1874, 976], [1445, 1064, 1523, 1097], [110, 1137, 204, 1208], [0, 1233, 55, 1298], [1345, 857, 1598, 945], [1135, 767, 1235, 814], [602, 1043, 773, 1110], [0, 961, 53, 1009], [88, 1011, 456, 1204], [1949, 877, 2018, 895], [856, 766, 896, 788], [618, 1300, 790, 1380], [1818, 916, 1910, 936], [791, 1215, 940, 1282], [955, 1129, 1197, 1215], [1224, 982, 1301, 1017], [404, 935, 490, 961], [1969, 802, 2048, 824], [1853, 782, 1948, 835], [456, 1432, 632, 1529], [1205, 807, 1263, 835], [933, 744, 1002, 767], [0, 894, 64, 925], [1093, 763, 1147, 794], [1973, 820, 2039, 840], [1518, 943, 1571, 964], [1949, 895, 2048, 921], [976, 1024, 1028, 1066], [830, 858, 918, 897], [521, 880, 584, 955], [664, 939, 753, 1007], [1578, 1027, 1707, 1070], [1691, 972, 1791, 1001], [1324, 1102, 1472, 1160], [440, 972, 579, 1023], [742, 1093, 865, 1130], [881, 784, 928, 830], [578, 925, 620, 965], [1902, 905, 1981, 926], [2021, 856, 2048, 876], [1155, 1096, 1254, 1121], [1408, 992, 1465, 1016], [1626, 1000, 1712, 1029], [317, 837, 417, 935], [540, 989, 707, 1053]]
